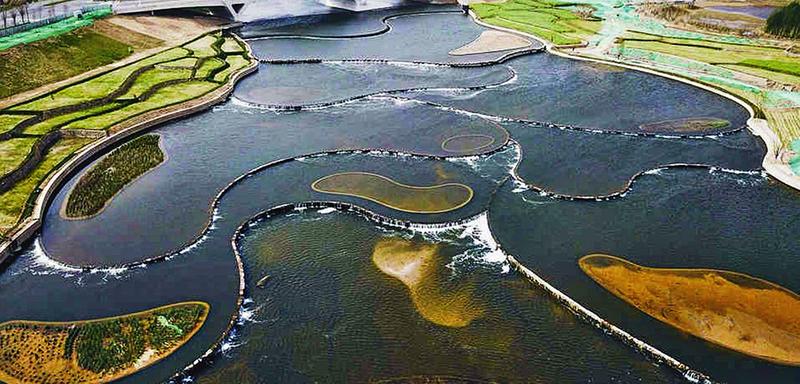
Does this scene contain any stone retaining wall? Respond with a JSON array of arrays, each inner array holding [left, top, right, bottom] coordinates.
[[0, 131, 62, 194]]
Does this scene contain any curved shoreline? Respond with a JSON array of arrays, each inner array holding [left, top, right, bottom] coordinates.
[[0, 301, 210, 384], [245, 10, 466, 41], [387, 95, 748, 140], [0, 31, 259, 265], [58, 134, 169, 222], [38, 140, 511, 270], [311, 171, 475, 214], [507, 138, 764, 201], [480, 205, 716, 383], [466, 10, 800, 193], [579, 253, 800, 367]]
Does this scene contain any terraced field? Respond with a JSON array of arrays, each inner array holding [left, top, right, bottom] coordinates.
[[0, 32, 255, 234]]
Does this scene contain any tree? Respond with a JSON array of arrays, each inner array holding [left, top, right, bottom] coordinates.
[[766, 2, 800, 38]]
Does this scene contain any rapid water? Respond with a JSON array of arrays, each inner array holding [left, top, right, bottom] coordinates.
[[1, 4, 795, 384]]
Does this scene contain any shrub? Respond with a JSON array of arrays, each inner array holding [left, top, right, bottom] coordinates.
[[766, 2, 800, 38]]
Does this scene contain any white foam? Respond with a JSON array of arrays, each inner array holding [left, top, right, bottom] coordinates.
[[644, 167, 666, 176], [10, 238, 134, 281]]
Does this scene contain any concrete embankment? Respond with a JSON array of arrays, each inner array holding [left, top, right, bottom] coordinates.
[[0, 31, 259, 267]]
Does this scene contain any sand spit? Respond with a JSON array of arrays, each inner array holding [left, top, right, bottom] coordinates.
[[449, 30, 532, 56], [580, 254, 800, 366], [372, 238, 484, 327]]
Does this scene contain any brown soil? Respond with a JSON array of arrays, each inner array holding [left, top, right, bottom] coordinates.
[[579, 254, 800, 366], [449, 30, 532, 56], [88, 19, 163, 49], [104, 15, 226, 45]]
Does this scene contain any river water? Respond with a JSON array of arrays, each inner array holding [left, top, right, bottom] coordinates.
[[1, 3, 797, 384]]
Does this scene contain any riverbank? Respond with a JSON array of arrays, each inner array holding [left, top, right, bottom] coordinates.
[[0, 29, 258, 266], [468, 10, 800, 193]]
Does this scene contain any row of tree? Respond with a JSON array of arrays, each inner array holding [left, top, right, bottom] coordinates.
[[766, 2, 800, 38], [1, 0, 33, 30]]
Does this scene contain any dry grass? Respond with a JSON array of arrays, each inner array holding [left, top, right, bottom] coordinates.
[[580, 254, 800, 365], [0, 302, 209, 384]]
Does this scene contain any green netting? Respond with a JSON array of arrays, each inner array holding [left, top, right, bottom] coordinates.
[[0, 8, 112, 51], [789, 139, 800, 175]]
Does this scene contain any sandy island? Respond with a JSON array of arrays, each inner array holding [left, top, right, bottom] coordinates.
[[372, 238, 484, 327], [579, 254, 800, 366], [449, 30, 532, 56], [312, 172, 473, 214]]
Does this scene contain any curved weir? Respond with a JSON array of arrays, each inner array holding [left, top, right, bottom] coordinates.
[[2, 3, 797, 384]]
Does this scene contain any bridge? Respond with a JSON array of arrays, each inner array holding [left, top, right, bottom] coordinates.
[[113, 0, 248, 21], [112, 0, 406, 21]]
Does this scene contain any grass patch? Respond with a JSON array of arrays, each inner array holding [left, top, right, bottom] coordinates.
[[184, 35, 220, 58], [312, 172, 473, 213], [472, 0, 601, 46], [118, 66, 195, 100], [65, 81, 219, 131], [22, 103, 126, 135], [618, 34, 800, 83], [720, 64, 800, 85], [196, 58, 226, 79], [0, 302, 208, 384], [220, 37, 244, 53], [738, 59, 800, 77], [65, 135, 164, 218], [0, 138, 39, 177], [15, 48, 190, 111], [0, 138, 91, 232], [0, 28, 133, 100], [0, 115, 33, 136], [213, 55, 251, 83]]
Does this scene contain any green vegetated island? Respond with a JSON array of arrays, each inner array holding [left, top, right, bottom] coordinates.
[[0, 301, 209, 384], [64, 134, 165, 219], [0, 31, 254, 235], [470, 0, 800, 174], [638, 117, 730, 133], [579, 254, 800, 366], [311, 172, 474, 213]]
